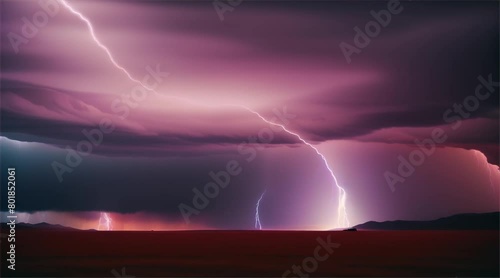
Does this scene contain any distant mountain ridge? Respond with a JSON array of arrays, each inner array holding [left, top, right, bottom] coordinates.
[[0, 222, 78, 231], [2, 212, 499, 231], [354, 212, 499, 230]]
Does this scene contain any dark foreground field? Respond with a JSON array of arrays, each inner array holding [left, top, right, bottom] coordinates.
[[1, 229, 498, 277]]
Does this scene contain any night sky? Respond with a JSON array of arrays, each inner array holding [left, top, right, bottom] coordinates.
[[1, 0, 498, 230]]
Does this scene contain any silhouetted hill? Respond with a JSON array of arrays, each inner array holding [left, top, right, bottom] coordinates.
[[1, 222, 78, 231], [354, 212, 499, 230]]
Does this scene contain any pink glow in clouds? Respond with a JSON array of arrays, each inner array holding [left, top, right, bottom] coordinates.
[[1, 0, 498, 229]]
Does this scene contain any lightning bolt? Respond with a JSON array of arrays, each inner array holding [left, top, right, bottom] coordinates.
[[97, 212, 112, 231], [255, 190, 266, 230], [59, 0, 153, 91], [59, 0, 350, 229]]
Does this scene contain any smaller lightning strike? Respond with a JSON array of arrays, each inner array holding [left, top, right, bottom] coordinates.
[[255, 190, 266, 230], [97, 212, 112, 231]]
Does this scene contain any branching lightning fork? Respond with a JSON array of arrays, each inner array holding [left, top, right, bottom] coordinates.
[[243, 107, 350, 228], [59, 0, 350, 229]]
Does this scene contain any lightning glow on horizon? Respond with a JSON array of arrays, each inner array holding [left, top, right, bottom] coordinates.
[[255, 190, 266, 230], [59, 0, 350, 229], [97, 212, 112, 231]]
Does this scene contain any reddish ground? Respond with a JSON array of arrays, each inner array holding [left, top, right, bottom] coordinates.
[[1, 229, 498, 277]]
